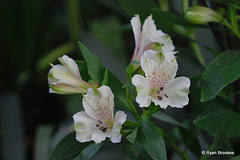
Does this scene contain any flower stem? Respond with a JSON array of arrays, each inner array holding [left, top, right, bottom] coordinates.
[[128, 100, 140, 121], [222, 19, 240, 39], [158, 128, 190, 160], [123, 119, 138, 127], [189, 31, 206, 67]]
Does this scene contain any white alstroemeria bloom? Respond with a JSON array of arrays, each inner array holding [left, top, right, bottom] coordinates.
[[132, 50, 190, 109], [130, 14, 175, 65], [73, 85, 127, 144], [48, 55, 92, 94]]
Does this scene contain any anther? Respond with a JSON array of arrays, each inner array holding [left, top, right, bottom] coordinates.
[[160, 87, 164, 91], [99, 126, 105, 131], [157, 96, 162, 100], [164, 94, 168, 98], [103, 127, 107, 132], [156, 90, 160, 94], [98, 120, 102, 124], [96, 124, 100, 127]]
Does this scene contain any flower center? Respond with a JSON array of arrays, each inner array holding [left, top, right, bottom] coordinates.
[[95, 120, 108, 133], [154, 86, 169, 101]]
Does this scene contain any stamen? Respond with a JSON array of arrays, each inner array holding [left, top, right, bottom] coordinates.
[[103, 127, 108, 132], [160, 87, 164, 91], [157, 96, 162, 100], [164, 94, 168, 98], [96, 124, 100, 127], [99, 126, 105, 131], [98, 120, 102, 124]]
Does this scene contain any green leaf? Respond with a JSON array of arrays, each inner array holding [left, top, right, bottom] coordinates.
[[201, 50, 240, 102], [118, 0, 157, 19], [152, 9, 205, 28], [74, 143, 102, 160], [152, 111, 189, 129], [108, 71, 131, 111], [48, 132, 91, 160], [126, 60, 140, 77], [194, 110, 240, 137], [34, 125, 53, 160], [76, 60, 91, 82], [137, 118, 167, 160], [120, 142, 151, 160], [210, 0, 240, 10], [200, 128, 232, 160], [190, 74, 203, 85], [101, 69, 108, 86], [78, 41, 104, 84], [126, 127, 139, 144], [122, 83, 136, 89]]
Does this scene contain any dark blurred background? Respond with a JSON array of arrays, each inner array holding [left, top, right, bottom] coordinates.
[[0, 0, 218, 159]]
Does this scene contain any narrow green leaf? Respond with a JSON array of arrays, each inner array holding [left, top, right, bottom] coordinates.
[[74, 143, 102, 160], [153, 9, 206, 28], [190, 74, 203, 85], [34, 125, 53, 160], [122, 83, 136, 89], [120, 142, 151, 160], [75, 60, 91, 82], [108, 71, 131, 111], [118, 0, 157, 19], [230, 155, 240, 160], [48, 132, 91, 160], [126, 60, 140, 77], [194, 110, 240, 137], [152, 111, 189, 129], [201, 50, 240, 102], [137, 118, 167, 160], [36, 42, 75, 71], [101, 69, 108, 86], [78, 41, 104, 84], [210, 0, 240, 10], [126, 127, 139, 144]]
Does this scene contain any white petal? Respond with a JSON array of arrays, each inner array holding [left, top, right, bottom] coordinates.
[[132, 75, 151, 107], [83, 86, 114, 125], [51, 64, 81, 86], [92, 130, 111, 144], [73, 111, 98, 143], [156, 54, 178, 84], [164, 77, 190, 108], [131, 15, 141, 49], [139, 15, 156, 55], [59, 55, 81, 79], [162, 39, 175, 53], [49, 83, 87, 94], [142, 15, 156, 40], [111, 111, 127, 143], [151, 96, 170, 109], [140, 50, 163, 74]]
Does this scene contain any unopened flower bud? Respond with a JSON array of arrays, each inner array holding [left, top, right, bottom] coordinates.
[[185, 6, 222, 24]]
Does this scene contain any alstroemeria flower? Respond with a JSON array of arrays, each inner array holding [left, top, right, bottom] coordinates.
[[73, 85, 127, 144], [132, 50, 190, 109], [130, 15, 175, 66], [48, 55, 92, 94]]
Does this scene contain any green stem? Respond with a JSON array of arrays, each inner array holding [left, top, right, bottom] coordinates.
[[126, 74, 130, 99], [189, 32, 206, 67], [158, 128, 190, 160], [128, 101, 140, 121], [121, 129, 134, 136], [222, 19, 240, 39], [123, 119, 138, 127]]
